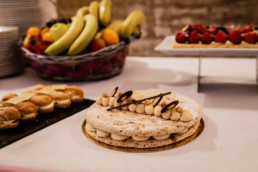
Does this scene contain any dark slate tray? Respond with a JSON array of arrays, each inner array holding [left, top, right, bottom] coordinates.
[[0, 99, 95, 148]]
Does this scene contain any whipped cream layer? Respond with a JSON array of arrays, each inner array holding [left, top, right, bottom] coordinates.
[[86, 121, 200, 142], [86, 122, 170, 141], [40, 101, 54, 110]]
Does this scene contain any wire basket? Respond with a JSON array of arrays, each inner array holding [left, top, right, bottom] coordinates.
[[20, 41, 129, 81]]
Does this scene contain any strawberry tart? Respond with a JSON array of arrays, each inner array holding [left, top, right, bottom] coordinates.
[[172, 24, 258, 48]]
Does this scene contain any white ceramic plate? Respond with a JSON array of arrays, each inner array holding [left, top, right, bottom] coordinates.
[[155, 35, 258, 57]]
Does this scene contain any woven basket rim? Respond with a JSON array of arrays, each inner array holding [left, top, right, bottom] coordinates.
[[21, 40, 129, 64]]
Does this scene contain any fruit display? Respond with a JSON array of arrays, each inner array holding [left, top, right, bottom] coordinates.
[[173, 24, 258, 48], [21, 0, 146, 81]]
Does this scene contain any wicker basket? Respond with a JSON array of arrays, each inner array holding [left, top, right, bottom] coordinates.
[[21, 41, 129, 81]]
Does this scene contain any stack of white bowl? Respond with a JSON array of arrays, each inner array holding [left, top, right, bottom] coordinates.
[[0, 26, 23, 77], [0, 0, 44, 36]]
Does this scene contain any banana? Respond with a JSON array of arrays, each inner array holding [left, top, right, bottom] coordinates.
[[68, 14, 98, 55], [99, 0, 112, 26], [89, 1, 99, 20], [76, 6, 89, 17], [44, 16, 85, 56], [94, 32, 102, 40], [120, 11, 146, 39], [94, 21, 123, 40], [107, 21, 123, 35]]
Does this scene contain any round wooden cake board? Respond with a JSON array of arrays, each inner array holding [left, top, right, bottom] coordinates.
[[82, 119, 204, 152]]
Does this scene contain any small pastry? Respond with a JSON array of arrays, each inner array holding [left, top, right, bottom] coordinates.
[[34, 84, 50, 90], [0, 106, 21, 129], [96, 95, 102, 105], [101, 93, 110, 107], [136, 103, 145, 114], [49, 91, 71, 108], [170, 108, 181, 121], [65, 86, 84, 103], [162, 110, 171, 119], [145, 105, 154, 115], [0, 101, 5, 107], [128, 103, 136, 112], [16, 101, 38, 120], [114, 97, 121, 107], [108, 96, 116, 107], [29, 94, 54, 114], [2, 94, 18, 101], [0, 100, 13, 108], [154, 105, 162, 116], [121, 100, 128, 110], [21, 90, 37, 94], [114, 92, 123, 107], [180, 110, 192, 122], [160, 101, 170, 119]]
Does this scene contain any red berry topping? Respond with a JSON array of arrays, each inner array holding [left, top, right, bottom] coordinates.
[[226, 26, 233, 34], [182, 25, 193, 34], [201, 32, 214, 44], [209, 25, 217, 35], [188, 30, 201, 43], [193, 24, 205, 33], [244, 32, 258, 44], [235, 26, 244, 34], [175, 31, 187, 43], [214, 30, 228, 43], [243, 25, 253, 33], [229, 30, 242, 44], [200, 27, 208, 34]]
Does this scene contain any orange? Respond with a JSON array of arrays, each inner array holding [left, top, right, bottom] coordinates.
[[42, 32, 53, 42], [26, 26, 41, 37], [102, 29, 120, 45], [40, 27, 50, 38]]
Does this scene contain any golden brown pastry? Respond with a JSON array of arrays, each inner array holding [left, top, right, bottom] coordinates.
[[49, 91, 71, 108], [16, 101, 38, 120], [2, 94, 18, 101], [0, 106, 21, 129], [0, 101, 5, 107], [65, 86, 84, 103], [29, 94, 54, 114], [21, 90, 37, 94], [0, 100, 14, 108], [34, 85, 46, 90], [34, 84, 53, 91]]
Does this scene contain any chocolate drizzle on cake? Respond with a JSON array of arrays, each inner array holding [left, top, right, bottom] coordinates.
[[110, 87, 118, 97], [117, 91, 133, 103], [107, 91, 171, 111], [161, 100, 179, 113]]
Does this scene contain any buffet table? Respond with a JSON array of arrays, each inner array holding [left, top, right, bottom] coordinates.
[[0, 57, 257, 172]]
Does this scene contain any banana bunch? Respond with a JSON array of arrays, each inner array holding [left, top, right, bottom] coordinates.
[[44, 16, 85, 56], [120, 11, 146, 39], [44, 0, 146, 56]]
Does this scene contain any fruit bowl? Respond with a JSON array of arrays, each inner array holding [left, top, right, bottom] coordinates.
[[19, 0, 146, 81], [21, 41, 129, 81]]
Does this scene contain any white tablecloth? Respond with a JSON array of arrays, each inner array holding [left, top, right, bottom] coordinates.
[[0, 57, 257, 172]]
